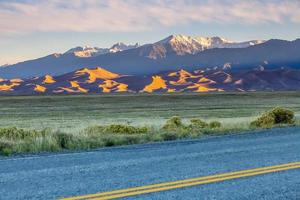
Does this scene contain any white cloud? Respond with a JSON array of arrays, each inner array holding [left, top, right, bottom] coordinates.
[[0, 0, 300, 36]]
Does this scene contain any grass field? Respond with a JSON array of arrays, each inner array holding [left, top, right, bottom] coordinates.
[[1, 92, 300, 132], [1, 92, 300, 155]]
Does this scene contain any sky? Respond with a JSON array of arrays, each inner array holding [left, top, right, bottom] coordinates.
[[1, 0, 300, 65]]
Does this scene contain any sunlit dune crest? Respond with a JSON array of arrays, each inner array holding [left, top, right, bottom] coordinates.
[[187, 83, 221, 92], [10, 78, 23, 83], [169, 69, 202, 78], [143, 76, 167, 92], [76, 67, 120, 83], [56, 87, 88, 93], [53, 88, 72, 93], [55, 81, 88, 93], [168, 72, 178, 77], [169, 69, 203, 86], [234, 79, 243, 85], [178, 69, 200, 78], [0, 79, 22, 91], [169, 78, 191, 85], [43, 75, 56, 84], [0, 82, 20, 91], [98, 80, 128, 93], [198, 77, 216, 84], [0, 84, 13, 91], [70, 81, 88, 93], [70, 81, 80, 88], [34, 84, 46, 92], [167, 88, 176, 92], [117, 84, 128, 92]]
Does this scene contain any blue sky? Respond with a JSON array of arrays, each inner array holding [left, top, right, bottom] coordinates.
[[1, 0, 300, 65]]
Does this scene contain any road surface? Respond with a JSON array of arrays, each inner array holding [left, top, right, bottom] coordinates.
[[1, 127, 300, 199]]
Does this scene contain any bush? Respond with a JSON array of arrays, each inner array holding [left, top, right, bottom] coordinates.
[[250, 113, 275, 128], [54, 132, 75, 149], [271, 107, 295, 124], [100, 135, 144, 147], [104, 124, 149, 134], [190, 119, 208, 128], [2, 148, 13, 156], [0, 127, 41, 140], [0, 140, 14, 156], [209, 121, 222, 129], [85, 124, 149, 135], [160, 132, 179, 141], [83, 126, 106, 136], [250, 107, 295, 128], [162, 116, 183, 130]]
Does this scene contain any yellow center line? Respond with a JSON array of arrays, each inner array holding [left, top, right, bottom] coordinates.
[[90, 164, 300, 200], [61, 161, 300, 200]]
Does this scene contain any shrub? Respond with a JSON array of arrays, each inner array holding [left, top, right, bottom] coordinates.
[[162, 116, 183, 130], [100, 135, 143, 147], [54, 132, 75, 149], [209, 121, 222, 129], [160, 132, 179, 141], [0, 140, 14, 156], [0, 127, 41, 140], [250, 107, 295, 128], [83, 126, 106, 136], [85, 124, 149, 135], [104, 124, 149, 134], [271, 107, 295, 124], [2, 148, 13, 156], [250, 113, 275, 128], [190, 119, 208, 128], [103, 136, 116, 147]]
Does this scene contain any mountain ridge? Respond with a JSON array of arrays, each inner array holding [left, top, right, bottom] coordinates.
[[64, 42, 140, 58], [0, 35, 299, 79]]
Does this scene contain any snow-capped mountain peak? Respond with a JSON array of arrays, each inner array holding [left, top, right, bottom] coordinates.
[[160, 34, 263, 50], [146, 34, 265, 58], [65, 43, 140, 57], [109, 42, 140, 53], [65, 46, 101, 57]]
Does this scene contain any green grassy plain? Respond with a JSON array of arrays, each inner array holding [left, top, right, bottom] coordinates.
[[1, 92, 300, 132]]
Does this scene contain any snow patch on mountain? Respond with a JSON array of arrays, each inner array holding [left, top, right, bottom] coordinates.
[[65, 43, 140, 57], [109, 42, 139, 53], [157, 34, 264, 55]]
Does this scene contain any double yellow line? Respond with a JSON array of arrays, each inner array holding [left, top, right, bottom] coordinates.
[[62, 161, 300, 200]]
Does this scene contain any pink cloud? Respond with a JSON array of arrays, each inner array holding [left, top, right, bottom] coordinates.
[[0, 0, 299, 36]]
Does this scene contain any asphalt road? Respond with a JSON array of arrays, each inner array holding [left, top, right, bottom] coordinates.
[[1, 127, 300, 200]]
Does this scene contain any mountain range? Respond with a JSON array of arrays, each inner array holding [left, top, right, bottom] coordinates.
[[0, 34, 300, 94], [0, 34, 275, 79]]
